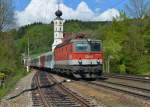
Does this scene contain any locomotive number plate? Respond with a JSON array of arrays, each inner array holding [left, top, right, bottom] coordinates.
[[85, 55, 93, 58]]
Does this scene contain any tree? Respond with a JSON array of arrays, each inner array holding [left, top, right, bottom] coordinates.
[[0, 0, 14, 32], [0, 32, 17, 71], [99, 21, 123, 73], [126, 0, 150, 19]]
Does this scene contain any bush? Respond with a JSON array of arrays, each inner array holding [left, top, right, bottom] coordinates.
[[135, 55, 150, 76]]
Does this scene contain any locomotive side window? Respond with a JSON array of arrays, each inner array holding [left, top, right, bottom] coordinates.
[[47, 55, 52, 61], [91, 43, 101, 52]]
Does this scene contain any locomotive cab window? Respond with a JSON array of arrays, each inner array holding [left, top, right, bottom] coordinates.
[[91, 42, 101, 52], [75, 43, 89, 52]]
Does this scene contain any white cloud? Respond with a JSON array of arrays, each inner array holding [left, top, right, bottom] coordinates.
[[74, 1, 95, 20], [93, 8, 120, 21], [15, 0, 120, 26]]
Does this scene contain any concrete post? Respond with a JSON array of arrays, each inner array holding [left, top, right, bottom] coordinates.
[[26, 66, 30, 72]]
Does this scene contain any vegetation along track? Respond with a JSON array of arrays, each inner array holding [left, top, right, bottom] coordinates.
[[86, 80, 150, 100], [32, 70, 95, 107], [103, 74, 150, 83]]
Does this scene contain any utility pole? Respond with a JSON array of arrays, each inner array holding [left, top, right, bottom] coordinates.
[[27, 37, 30, 72], [107, 55, 110, 73], [28, 37, 30, 58]]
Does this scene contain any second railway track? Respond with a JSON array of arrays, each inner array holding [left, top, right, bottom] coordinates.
[[85, 80, 150, 100], [103, 74, 150, 83]]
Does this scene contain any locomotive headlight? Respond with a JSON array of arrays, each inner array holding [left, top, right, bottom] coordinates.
[[78, 58, 82, 65], [97, 59, 100, 65]]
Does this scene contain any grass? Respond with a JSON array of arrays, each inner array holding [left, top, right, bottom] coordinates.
[[0, 68, 29, 99]]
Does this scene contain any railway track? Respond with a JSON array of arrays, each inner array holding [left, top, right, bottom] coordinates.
[[47, 73, 95, 107], [32, 71, 94, 107], [86, 80, 150, 100], [32, 72, 48, 107], [103, 74, 150, 83]]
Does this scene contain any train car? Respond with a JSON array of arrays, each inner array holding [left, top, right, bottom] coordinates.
[[39, 52, 53, 69], [29, 35, 103, 79], [54, 36, 103, 78], [29, 52, 53, 71], [29, 56, 40, 68]]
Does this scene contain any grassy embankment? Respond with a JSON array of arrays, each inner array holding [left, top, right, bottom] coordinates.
[[0, 68, 29, 99]]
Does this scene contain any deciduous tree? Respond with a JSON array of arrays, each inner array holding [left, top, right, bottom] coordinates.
[[0, 0, 14, 32], [126, 0, 150, 19]]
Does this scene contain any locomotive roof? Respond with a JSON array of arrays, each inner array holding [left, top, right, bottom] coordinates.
[[71, 39, 101, 42], [55, 33, 101, 48], [55, 38, 101, 48]]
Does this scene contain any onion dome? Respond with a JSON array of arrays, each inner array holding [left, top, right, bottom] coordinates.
[[55, 10, 62, 17]]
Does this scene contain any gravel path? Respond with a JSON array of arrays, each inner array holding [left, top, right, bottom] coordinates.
[[0, 70, 36, 107]]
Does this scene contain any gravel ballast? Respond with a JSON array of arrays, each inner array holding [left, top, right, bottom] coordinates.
[[63, 81, 150, 107]]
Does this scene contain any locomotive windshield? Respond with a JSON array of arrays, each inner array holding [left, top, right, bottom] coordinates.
[[75, 43, 89, 52], [91, 42, 101, 52], [75, 41, 101, 52]]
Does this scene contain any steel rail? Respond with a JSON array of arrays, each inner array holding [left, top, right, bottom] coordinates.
[[87, 81, 150, 100], [103, 74, 150, 83], [35, 72, 49, 107], [99, 80, 150, 92]]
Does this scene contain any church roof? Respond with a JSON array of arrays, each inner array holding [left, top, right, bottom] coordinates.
[[55, 9, 62, 17]]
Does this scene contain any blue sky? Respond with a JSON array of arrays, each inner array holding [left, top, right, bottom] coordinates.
[[13, 0, 31, 11], [13, 0, 128, 12], [14, 0, 129, 26]]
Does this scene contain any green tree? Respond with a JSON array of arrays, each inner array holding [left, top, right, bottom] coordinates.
[[0, 32, 17, 72]]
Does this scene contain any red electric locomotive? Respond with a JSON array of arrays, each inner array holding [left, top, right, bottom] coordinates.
[[29, 34, 103, 79], [54, 34, 103, 78]]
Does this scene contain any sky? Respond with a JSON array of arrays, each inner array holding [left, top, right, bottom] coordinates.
[[12, 0, 129, 26]]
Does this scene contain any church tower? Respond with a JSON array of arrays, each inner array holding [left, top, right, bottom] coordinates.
[[52, 9, 64, 52]]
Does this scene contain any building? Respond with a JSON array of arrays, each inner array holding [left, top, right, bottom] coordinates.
[[52, 9, 65, 52]]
